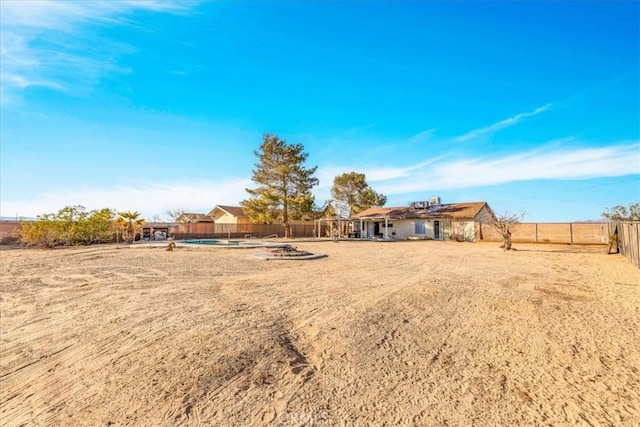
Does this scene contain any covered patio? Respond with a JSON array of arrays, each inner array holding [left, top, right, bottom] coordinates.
[[314, 216, 393, 239]]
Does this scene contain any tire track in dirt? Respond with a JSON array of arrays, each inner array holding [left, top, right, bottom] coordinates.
[[0, 310, 174, 426], [1, 242, 638, 425]]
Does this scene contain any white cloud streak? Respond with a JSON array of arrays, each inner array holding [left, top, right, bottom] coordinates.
[[0, 0, 192, 105], [374, 142, 639, 195], [315, 155, 448, 189], [3, 143, 637, 219], [407, 128, 437, 144], [1, 178, 251, 221], [454, 103, 552, 142]]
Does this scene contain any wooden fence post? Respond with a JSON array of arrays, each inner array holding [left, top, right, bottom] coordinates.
[[570, 223, 573, 244]]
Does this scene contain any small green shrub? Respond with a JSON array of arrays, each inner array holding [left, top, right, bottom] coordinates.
[[20, 206, 116, 247]]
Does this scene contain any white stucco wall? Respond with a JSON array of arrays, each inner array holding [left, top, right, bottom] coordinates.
[[447, 221, 478, 241], [368, 219, 479, 241], [391, 220, 419, 239]]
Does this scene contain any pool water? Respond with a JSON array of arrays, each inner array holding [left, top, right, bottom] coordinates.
[[184, 239, 288, 248]]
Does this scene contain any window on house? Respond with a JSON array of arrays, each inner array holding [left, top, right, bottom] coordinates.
[[415, 220, 426, 234]]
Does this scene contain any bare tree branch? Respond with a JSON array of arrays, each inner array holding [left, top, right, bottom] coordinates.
[[164, 208, 188, 222], [487, 211, 524, 251]]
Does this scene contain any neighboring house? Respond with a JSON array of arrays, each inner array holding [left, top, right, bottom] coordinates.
[[175, 213, 215, 234], [207, 205, 254, 233], [207, 205, 314, 225], [207, 205, 251, 227], [353, 198, 494, 242], [208, 205, 315, 234]]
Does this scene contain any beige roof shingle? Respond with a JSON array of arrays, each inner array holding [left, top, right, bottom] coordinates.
[[207, 205, 248, 219], [355, 202, 489, 220], [176, 213, 213, 222]]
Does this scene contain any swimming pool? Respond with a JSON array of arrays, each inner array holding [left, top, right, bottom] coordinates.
[[184, 239, 289, 248]]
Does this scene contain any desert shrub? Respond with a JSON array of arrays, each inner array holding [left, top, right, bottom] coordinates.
[[448, 225, 478, 242], [20, 206, 116, 247], [0, 232, 20, 245]]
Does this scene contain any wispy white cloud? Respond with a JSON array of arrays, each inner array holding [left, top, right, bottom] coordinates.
[[407, 128, 437, 144], [374, 142, 639, 195], [0, 1, 189, 35], [1, 177, 251, 221], [165, 69, 189, 76], [315, 165, 413, 189], [454, 103, 552, 143], [316, 154, 449, 189], [163, 62, 204, 77], [0, 0, 194, 105], [4, 143, 637, 219]]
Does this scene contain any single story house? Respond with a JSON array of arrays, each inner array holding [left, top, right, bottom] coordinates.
[[352, 199, 495, 242], [207, 205, 251, 226], [207, 205, 251, 233], [207, 205, 314, 234]]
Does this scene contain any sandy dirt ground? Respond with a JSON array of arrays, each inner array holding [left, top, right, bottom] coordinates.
[[1, 240, 638, 426]]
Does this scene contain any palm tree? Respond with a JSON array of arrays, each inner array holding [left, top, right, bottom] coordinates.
[[117, 211, 145, 243]]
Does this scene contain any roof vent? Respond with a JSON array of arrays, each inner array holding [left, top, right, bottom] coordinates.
[[410, 201, 430, 210], [429, 196, 441, 205]]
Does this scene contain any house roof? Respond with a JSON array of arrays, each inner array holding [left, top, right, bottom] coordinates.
[[355, 202, 490, 221], [142, 222, 177, 228], [354, 206, 408, 218], [207, 205, 248, 218], [177, 213, 203, 220], [176, 213, 214, 222]]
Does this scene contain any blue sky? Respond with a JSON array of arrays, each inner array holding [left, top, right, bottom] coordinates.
[[1, 1, 638, 222]]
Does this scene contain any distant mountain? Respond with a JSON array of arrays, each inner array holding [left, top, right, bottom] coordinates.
[[0, 216, 36, 221]]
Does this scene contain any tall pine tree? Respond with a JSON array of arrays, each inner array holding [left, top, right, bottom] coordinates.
[[241, 134, 318, 238]]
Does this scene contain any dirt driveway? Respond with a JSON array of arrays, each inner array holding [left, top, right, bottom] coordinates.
[[1, 241, 638, 426]]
